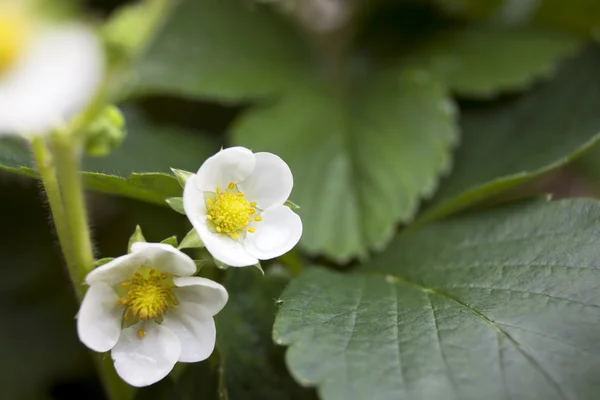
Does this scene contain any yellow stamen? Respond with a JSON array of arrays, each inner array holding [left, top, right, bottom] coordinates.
[[254, 216, 262, 222], [115, 269, 178, 320], [248, 228, 256, 233], [137, 329, 146, 339], [250, 202, 257, 207], [206, 182, 258, 235]]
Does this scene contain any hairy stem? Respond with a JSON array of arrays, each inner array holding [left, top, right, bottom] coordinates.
[[31, 136, 84, 299]]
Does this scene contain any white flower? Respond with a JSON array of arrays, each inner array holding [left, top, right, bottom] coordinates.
[[77, 242, 228, 387], [183, 146, 303, 267], [0, 1, 104, 134]]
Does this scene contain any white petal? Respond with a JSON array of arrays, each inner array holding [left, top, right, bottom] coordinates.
[[183, 174, 207, 228], [244, 205, 302, 260], [131, 242, 196, 277], [238, 152, 293, 210], [173, 277, 228, 316], [85, 253, 141, 286], [194, 221, 258, 267], [77, 283, 122, 352], [111, 322, 181, 388], [195, 147, 255, 191], [162, 302, 216, 363], [0, 24, 103, 135]]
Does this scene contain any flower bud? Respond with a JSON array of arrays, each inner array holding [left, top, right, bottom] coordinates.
[[84, 105, 126, 157]]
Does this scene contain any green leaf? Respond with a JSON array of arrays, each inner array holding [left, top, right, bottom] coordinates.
[[216, 268, 315, 399], [131, 0, 312, 101], [428, 0, 600, 34], [419, 44, 600, 224], [166, 197, 185, 214], [171, 168, 193, 188], [428, 0, 502, 20], [274, 199, 600, 400], [0, 108, 218, 206], [415, 27, 581, 98], [178, 228, 204, 250], [532, 0, 600, 33], [128, 225, 146, 252], [160, 235, 178, 247], [233, 68, 458, 261]]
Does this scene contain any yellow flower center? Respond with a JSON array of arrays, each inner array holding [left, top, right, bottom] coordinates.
[[0, 4, 30, 77], [116, 268, 178, 336], [206, 182, 262, 239]]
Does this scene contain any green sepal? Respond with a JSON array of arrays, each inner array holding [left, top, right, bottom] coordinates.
[[284, 199, 300, 210], [253, 262, 264, 275], [160, 236, 178, 247], [193, 259, 205, 273], [128, 225, 146, 253], [166, 197, 185, 214], [171, 168, 193, 188], [214, 259, 230, 270], [178, 228, 204, 250], [95, 257, 115, 267]]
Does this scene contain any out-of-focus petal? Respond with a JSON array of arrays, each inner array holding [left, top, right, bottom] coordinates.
[[0, 24, 103, 134]]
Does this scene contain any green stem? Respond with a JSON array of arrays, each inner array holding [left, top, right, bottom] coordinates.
[[50, 132, 95, 277], [31, 136, 84, 299]]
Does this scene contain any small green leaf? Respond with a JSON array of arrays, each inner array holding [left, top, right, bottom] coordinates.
[[128, 225, 146, 253], [171, 168, 193, 188], [275, 199, 600, 400], [233, 67, 458, 261], [284, 200, 301, 210], [165, 197, 185, 214], [178, 228, 204, 250], [419, 44, 600, 224], [160, 236, 178, 247], [94, 257, 115, 267], [414, 27, 581, 98]]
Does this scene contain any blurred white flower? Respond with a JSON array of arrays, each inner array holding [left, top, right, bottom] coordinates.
[[77, 242, 228, 387], [0, 1, 104, 134], [183, 146, 302, 267]]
